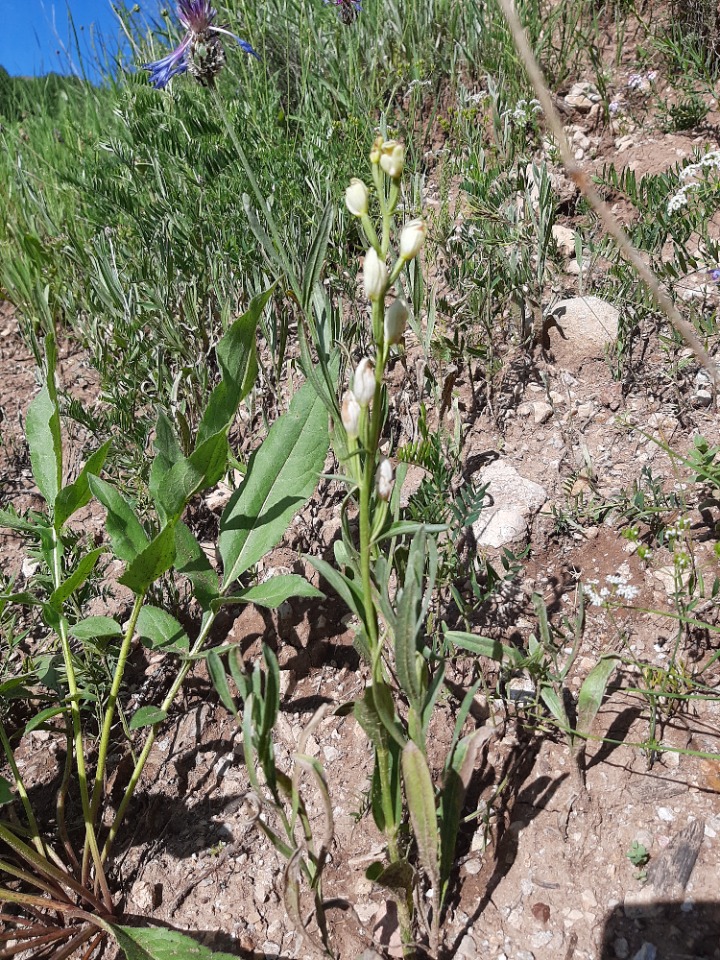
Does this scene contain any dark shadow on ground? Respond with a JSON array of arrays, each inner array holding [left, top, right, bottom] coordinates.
[[601, 900, 720, 959]]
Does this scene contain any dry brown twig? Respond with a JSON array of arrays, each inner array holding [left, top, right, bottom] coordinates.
[[497, 0, 720, 392]]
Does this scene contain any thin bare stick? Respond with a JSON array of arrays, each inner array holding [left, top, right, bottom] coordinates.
[[496, 0, 719, 390]]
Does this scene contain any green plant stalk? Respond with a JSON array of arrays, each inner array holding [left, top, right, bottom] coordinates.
[[82, 591, 146, 881], [100, 608, 217, 863], [48, 528, 110, 907], [57, 719, 79, 872], [0, 720, 44, 859]]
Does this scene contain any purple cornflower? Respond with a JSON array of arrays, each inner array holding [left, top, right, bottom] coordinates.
[[710, 268, 720, 283], [324, 0, 362, 24], [143, 1, 258, 90]]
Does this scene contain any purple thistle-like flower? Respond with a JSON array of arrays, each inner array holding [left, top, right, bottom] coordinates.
[[324, 0, 361, 24], [143, 0, 258, 90]]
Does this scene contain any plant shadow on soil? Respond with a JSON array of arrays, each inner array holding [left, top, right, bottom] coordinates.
[[601, 900, 720, 959]]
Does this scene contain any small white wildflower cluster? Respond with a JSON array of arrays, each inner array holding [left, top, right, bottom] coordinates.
[[664, 516, 691, 548], [505, 98, 542, 125], [584, 571, 639, 607], [627, 70, 657, 93], [667, 149, 720, 215]]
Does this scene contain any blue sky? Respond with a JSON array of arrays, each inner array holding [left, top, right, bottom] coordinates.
[[0, 1, 158, 78]]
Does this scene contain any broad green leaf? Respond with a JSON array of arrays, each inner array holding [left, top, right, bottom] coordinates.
[[25, 706, 67, 734], [118, 522, 177, 594], [49, 548, 105, 607], [129, 707, 167, 731], [89, 476, 149, 562], [54, 440, 112, 531], [222, 575, 323, 609], [174, 522, 219, 610], [26, 361, 62, 509], [136, 605, 189, 654], [576, 656, 619, 742], [402, 741, 439, 886], [366, 859, 414, 894], [69, 616, 123, 640], [0, 776, 14, 806], [444, 630, 524, 667], [197, 288, 273, 446], [110, 925, 240, 960], [155, 432, 230, 520], [220, 380, 329, 589]]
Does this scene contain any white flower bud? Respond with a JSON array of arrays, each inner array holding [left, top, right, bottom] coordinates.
[[353, 358, 375, 407], [379, 141, 404, 179], [362, 248, 388, 301], [341, 390, 361, 439], [376, 457, 394, 502], [370, 134, 383, 165], [345, 178, 369, 217], [384, 298, 408, 345], [399, 218, 427, 261]]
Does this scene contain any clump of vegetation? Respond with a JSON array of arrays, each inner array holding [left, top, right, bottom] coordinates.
[[1, 0, 720, 957]]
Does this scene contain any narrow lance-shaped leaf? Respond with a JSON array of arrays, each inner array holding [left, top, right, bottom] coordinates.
[[155, 431, 230, 520], [54, 439, 112, 531], [174, 521, 219, 610], [402, 741, 439, 888], [575, 656, 619, 753], [301, 201, 334, 314], [49, 547, 105, 608], [26, 381, 62, 510], [197, 287, 272, 446], [394, 529, 426, 709], [118, 521, 177, 595], [219, 379, 329, 590], [89, 475, 149, 562]]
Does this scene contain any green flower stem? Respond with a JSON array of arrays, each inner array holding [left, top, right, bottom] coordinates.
[[49, 528, 110, 907], [360, 213, 381, 255], [100, 609, 217, 863], [382, 181, 400, 257], [0, 719, 44, 859], [89, 592, 146, 825], [57, 718, 79, 872]]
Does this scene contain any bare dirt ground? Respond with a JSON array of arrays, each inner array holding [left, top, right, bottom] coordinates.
[[3, 29, 720, 960]]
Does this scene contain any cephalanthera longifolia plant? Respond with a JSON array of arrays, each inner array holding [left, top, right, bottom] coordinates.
[[292, 139, 497, 958], [0, 291, 329, 959]]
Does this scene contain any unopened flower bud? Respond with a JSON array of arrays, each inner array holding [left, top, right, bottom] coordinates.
[[384, 298, 408, 345], [399, 219, 427, 261], [376, 457, 394, 502], [370, 134, 384, 165], [353, 358, 376, 407], [379, 140, 404, 179], [341, 390, 361, 439], [363, 248, 388, 301], [345, 178, 369, 217]]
